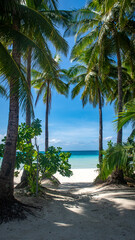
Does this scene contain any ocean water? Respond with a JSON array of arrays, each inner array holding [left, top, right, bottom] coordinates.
[[0, 150, 99, 169], [68, 151, 99, 169], [40, 150, 99, 169]]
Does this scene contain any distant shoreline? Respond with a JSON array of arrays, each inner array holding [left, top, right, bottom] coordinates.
[[40, 150, 99, 153]]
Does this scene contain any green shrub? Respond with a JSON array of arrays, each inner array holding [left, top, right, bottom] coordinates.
[[39, 146, 72, 179], [0, 120, 72, 194], [98, 139, 135, 180]]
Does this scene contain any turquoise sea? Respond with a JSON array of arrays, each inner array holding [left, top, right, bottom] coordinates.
[[68, 151, 99, 169], [40, 150, 99, 169], [0, 150, 99, 169]]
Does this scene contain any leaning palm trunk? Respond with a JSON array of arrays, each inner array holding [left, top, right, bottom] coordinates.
[[0, 17, 20, 200], [0, 82, 19, 200], [45, 81, 49, 152], [98, 89, 103, 165]]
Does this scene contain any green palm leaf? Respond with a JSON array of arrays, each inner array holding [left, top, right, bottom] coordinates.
[[114, 99, 135, 131], [19, 4, 68, 55]]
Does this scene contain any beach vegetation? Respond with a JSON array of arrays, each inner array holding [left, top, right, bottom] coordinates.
[[24, 147, 72, 194], [39, 147, 72, 179], [114, 99, 135, 132], [0, 120, 72, 194], [98, 137, 135, 183]]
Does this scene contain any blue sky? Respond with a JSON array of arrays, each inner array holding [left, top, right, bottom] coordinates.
[[0, 0, 132, 151]]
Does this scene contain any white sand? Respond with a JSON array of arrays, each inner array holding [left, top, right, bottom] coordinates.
[[1, 168, 135, 240], [54, 168, 98, 183], [14, 168, 99, 186]]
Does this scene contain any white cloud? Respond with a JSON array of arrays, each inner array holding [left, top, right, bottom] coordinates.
[[49, 138, 61, 144], [104, 136, 113, 141]]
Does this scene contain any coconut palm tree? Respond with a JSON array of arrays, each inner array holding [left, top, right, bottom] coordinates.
[[32, 55, 68, 152], [18, 0, 71, 186], [0, 0, 68, 217], [0, 1, 23, 203], [67, 1, 134, 144], [24, 0, 71, 127], [67, 56, 114, 165], [67, 8, 118, 164], [90, 0, 134, 142], [65, 0, 134, 181]]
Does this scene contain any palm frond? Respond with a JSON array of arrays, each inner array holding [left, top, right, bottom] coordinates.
[[71, 29, 99, 60], [114, 99, 135, 131], [100, 143, 128, 180], [34, 81, 47, 106], [0, 84, 8, 98], [0, 42, 25, 86], [0, 24, 58, 75], [71, 80, 85, 99], [19, 4, 68, 55]]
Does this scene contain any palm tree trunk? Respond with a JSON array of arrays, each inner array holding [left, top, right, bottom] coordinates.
[[98, 88, 103, 165], [109, 34, 125, 184], [20, 47, 32, 186], [131, 57, 135, 98], [26, 47, 32, 126], [0, 17, 20, 200], [116, 42, 123, 144], [45, 81, 49, 152]]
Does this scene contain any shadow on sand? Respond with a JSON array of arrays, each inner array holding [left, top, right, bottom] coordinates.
[[1, 182, 135, 240]]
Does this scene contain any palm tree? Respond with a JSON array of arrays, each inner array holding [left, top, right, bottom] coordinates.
[[68, 56, 117, 166], [65, 0, 134, 182], [19, 0, 70, 186], [24, 0, 70, 127], [67, 59, 106, 165], [67, 1, 133, 144], [82, 68, 104, 165], [0, 0, 68, 209], [91, 2, 134, 181], [32, 55, 68, 152], [0, 8, 21, 202], [93, 0, 134, 143], [67, 9, 118, 164]]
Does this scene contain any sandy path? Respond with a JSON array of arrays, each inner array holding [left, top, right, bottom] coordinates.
[[1, 169, 135, 240]]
